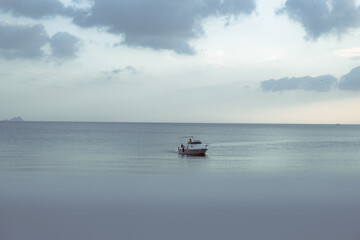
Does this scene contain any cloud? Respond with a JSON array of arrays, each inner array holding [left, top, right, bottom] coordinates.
[[277, 0, 360, 39], [334, 48, 360, 60], [0, 0, 256, 54], [50, 32, 81, 60], [72, 0, 256, 54], [102, 66, 139, 81], [0, 0, 72, 18], [261, 66, 360, 92], [0, 22, 80, 61], [111, 66, 138, 75], [261, 75, 337, 92], [338, 66, 360, 91], [120, 66, 138, 74], [0, 22, 49, 59]]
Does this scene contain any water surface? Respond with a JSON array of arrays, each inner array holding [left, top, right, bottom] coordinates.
[[1, 122, 359, 175], [1, 122, 360, 240]]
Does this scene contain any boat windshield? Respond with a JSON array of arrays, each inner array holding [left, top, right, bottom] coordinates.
[[191, 140, 202, 144]]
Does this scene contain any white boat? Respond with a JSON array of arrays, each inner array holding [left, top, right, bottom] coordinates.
[[178, 136, 209, 156]]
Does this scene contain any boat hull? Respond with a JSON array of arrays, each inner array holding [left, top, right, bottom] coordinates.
[[178, 147, 208, 156]]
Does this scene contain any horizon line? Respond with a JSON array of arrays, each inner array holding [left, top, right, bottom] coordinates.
[[1, 119, 357, 125]]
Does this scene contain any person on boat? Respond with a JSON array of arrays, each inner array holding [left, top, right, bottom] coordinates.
[[188, 139, 192, 144]]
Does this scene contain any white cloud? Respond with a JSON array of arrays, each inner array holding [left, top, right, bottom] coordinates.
[[334, 47, 360, 60], [355, 0, 360, 7]]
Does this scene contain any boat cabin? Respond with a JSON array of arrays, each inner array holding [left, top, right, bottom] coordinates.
[[190, 140, 202, 144]]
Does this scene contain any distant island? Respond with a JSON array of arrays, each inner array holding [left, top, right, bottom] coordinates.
[[2, 116, 24, 122]]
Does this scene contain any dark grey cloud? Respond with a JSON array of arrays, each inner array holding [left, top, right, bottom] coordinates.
[[0, 22, 49, 59], [50, 32, 81, 60], [0, 0, 72, 19], [338, 66, 360, 91], [261, 75, 337, 92], [0, 0, 256, 54], [277, 0, 360, 39], [73, 0, 256, 54], [0, 22, 80, 61]]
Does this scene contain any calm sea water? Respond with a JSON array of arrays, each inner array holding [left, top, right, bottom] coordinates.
[[1, 122, 360, 240], [0, 121, 360, 175]]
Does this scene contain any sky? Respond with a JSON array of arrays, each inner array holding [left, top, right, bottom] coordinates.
[[1, 0, 360, 124]]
